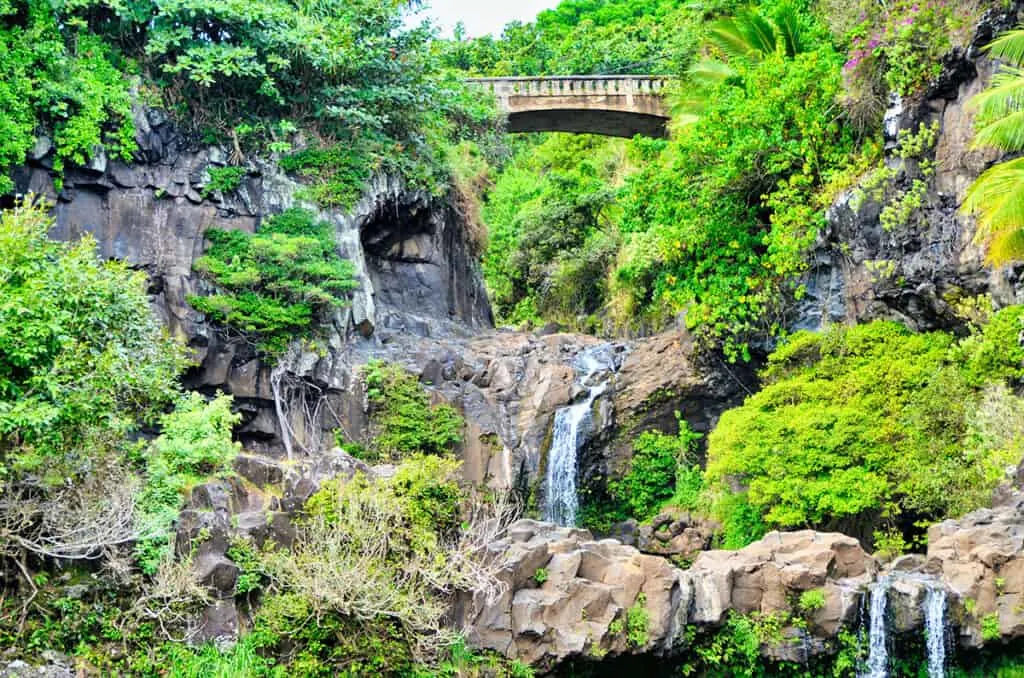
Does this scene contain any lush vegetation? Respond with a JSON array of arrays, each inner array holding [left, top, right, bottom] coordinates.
[[705, 308, 1024, 546], [0, 200, 188, 564], [461, 0, 990, 358], [338, 360, 464, 463], [189, 209, 358, 357], [0, 0, 500, 204]]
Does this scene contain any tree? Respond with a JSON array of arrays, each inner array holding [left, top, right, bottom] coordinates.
[[673, 3, 809, 127], [963, 28, 1024, 263], [0, 199, 185, 566]]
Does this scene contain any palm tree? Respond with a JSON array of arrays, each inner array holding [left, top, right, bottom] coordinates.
[[963, 28, 1024, 263], [671, 3, 807, 129]]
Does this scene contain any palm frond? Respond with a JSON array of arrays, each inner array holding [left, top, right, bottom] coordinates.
[[687, 58, 736, 87], [962, 158, 1024, 264], [986, 227, 1024, 264], [973, 110, 1024, 152], [708, 18, 757, 60], [985, 28, 1024, 67], [771, 2, 804, 58], [738, 10, 778, 57], [970, 66, 1024, 121]]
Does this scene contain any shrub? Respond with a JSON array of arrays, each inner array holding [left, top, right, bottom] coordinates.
[[798, 589, 827, 613], [609, 416, 702, 522], [626, 594, 650, 648], [201, 166, 248, 198], [134, 393, 240, 574], [0, 8, 135, 193], [353, 360, 464, 462], [264, 455, 514, 661], [706, 310, 1024, 542], [982, 613, 1002, 642], [189, 208, 358, 357], [0, 200, 185, 564], [839, 1, 985, 127]]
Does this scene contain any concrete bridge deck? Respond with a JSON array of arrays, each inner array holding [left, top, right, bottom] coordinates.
[[467, 75, 670, 138]]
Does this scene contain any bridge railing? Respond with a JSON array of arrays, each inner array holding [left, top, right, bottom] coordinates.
[[466, 76, 669, 97]]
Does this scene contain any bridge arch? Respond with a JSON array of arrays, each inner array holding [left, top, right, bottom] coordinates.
[[467, 76, 670, 139]]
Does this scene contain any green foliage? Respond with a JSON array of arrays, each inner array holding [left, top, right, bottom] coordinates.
[[609, 416, 702, 522], [0, 201, 184, 484], [533, 567, 549, 586], [963, 27, 1024, 263], [189, 208, 357, 357], [617, 39, 857, 357], [442, 0, 709, 77], [0, 1, 136, 193], [351, 360, 464, 462], [0, 0, 500, 206], [714, 491, 768, 550], [227, 536, 267, 596], [706, 309, 1024, 542], [279, 144, 377, 209], [626, 593, 649, 648], [202, 166, 248, 198], [983, 613, 1002, 642], [872, 527, 910, 560], [683, 613, 762, 677], [481, 134, 623, 328], [134, 392, 240, 574], [798, 589, 826, 614]]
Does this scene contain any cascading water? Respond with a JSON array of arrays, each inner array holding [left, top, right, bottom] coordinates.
[[543, 345, 617, 526], [924, 587, 948, 678], [862, 579, 891, 678]]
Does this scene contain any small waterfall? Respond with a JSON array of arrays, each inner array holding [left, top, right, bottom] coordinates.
[[543, 345, 616, 526], [924, 587, 948, 678], [862, 579, 891, 678]]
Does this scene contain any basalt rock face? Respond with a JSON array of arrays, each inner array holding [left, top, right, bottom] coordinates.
[[461, 522, 877, 669], [924, 494, 1024, 649], [794, 2, 1024, 333], [19, 107, 492, 458]]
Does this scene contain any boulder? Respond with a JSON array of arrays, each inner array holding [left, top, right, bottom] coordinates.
[[927, 494, 1024, 647]]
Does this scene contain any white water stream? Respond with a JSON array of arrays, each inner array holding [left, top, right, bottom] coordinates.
[[543, 345, 616, 526], [862, 579, 891, 678], [860, 576, 950, 678], [924, 586, 948, 678]]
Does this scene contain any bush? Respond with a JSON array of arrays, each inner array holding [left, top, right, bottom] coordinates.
[[134, 393, 240, 574], [706, 310, 1024, 544], [0, 7, 135, 193], [264, 455, 514, 662], [609, 417, 702, 522], [839, 0, 985, 127], [0, 200, 185, 563], [798, 589, 827, 613], [189, 208, 358, 357], [351, 360, 464, 462]]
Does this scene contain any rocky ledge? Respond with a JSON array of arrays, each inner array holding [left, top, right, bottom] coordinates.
[[460, 494, 1024, 671]]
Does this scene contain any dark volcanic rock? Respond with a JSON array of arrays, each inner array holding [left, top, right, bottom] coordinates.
[[793, 2, 1024, 333]]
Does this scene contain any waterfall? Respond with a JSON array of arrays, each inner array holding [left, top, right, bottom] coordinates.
[[924, 587, 948, 678], [543, 345, 616, 526], [862, 579, 891, 678]]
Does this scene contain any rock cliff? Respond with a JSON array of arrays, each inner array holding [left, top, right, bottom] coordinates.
[[795, 3, 1024, 333]]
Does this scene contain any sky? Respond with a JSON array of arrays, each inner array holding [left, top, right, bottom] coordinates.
[[420, 0, 561, 38]]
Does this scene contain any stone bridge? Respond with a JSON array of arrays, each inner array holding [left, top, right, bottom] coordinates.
[[467, 76, 670, 138]]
